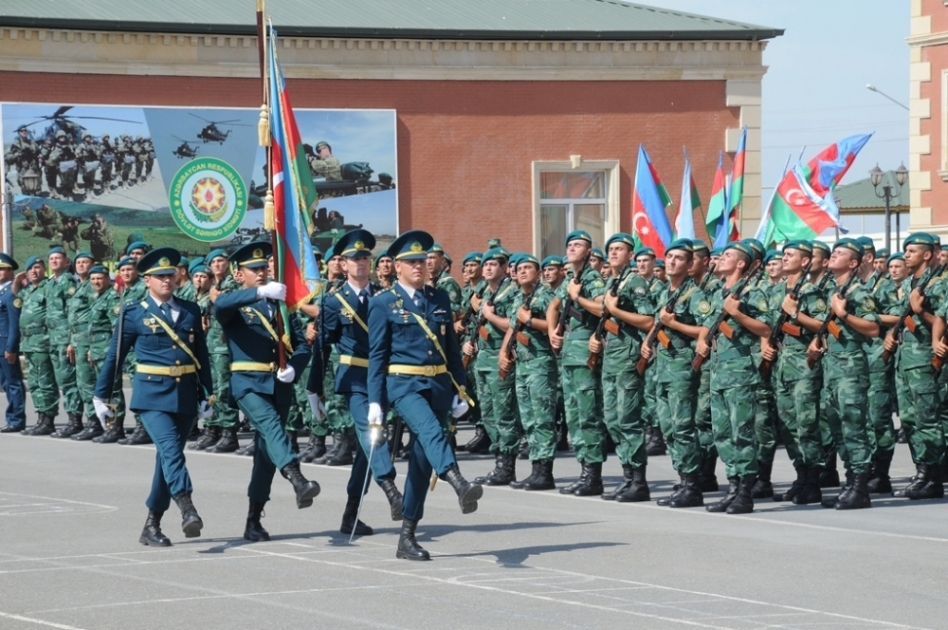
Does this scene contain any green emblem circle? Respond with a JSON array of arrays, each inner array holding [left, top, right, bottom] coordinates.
[[168, 157, 247, 243]]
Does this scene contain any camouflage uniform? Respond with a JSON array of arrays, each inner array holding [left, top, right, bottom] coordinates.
[[21, 280, 58, 417], [46, 272, 81, 419], [863, 273, 898, 466], [310, 155, 342, 181], [752, 280, 782, 475], [87, 286, 125, 422], [4, 132, 40, 193], [436, 272, 463, 319], [694, 274, 723, 484], [67, 276, 97, 425], [205, 274, 240, 431], [511, 285, 558, 461]]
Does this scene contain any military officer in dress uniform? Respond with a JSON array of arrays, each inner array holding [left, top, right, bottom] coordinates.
[[367, 230, 482, 561], [214, 242, 320, 542], [0, 253, 25, 433], [93, 248, 214, 546], [307, 229, 404, 537]]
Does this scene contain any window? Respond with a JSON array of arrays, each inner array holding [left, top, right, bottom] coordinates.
[[533, 161, 620, 260]]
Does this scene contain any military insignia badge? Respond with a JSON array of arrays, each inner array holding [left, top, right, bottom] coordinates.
[[862, 297, 875, 312], [12, 298, 21, 309], [354, 240, 365, 251], [814, 298, 827, 312], [697, 300, 712, 315], [253, 248, 264, 259], [159, 257, 171, 268], [112, 304, 121, 314], [634, 286, 646, 296], [67, 287, 76, 295], [758, 299, 768, 311], [410, 241, 424, 253]]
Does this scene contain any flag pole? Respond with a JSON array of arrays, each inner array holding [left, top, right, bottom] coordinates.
[[257, 7, 286, 369]]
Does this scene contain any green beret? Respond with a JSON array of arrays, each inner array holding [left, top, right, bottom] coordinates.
[[88, 264, 109, 276], [73, 250, 95, 262], [887, 252, 904, 263], [190, 263, 210, 276], [876, 247, 890, 258], [710, 247, 724, 256], [462, 251, 483, 265], [541, 255, 563, 269], [207, 248, 228, 262], [126, 241, 148, 255], [25, 255, 43, 269], [724, 241, 753, 259], [743, 238, 765, 262], [605, 233, 636, 251], [764, 249, 783, 264], [118, 256, 135, 269], [691, 239, 710, 255], [565, 230, 592, 247], [665, 238, 693, 254], [178, 256, 190, 268], [833, 237, 864, 259], [655, 259, 665, 269], [810, 241, 831, 255], [47, 246, 65, 257], [783, 240, 813, 254], [508, 253, 524, 268], [903, 232, 936, 249], [519, 254, 540, 268], [482, 247, 508, 264], [634, 246, 657, 259], [429, 242, 445, 255], [856, 236, 876, 253], [487, 238, 502, 249], [591, 248, 606, 261]]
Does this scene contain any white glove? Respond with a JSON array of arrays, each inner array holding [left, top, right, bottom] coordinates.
[[307, 392, 326, 421], [257, 281, 287, 301], [92, 397, 114, 429], [197, 400, 214, 420], [451, 395, 469, 419], [368, 402, 383, 426], [276, 365, 295, 383]]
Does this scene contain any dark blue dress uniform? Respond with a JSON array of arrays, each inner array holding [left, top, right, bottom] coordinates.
[[94, 249, 212, 545], [0, 253, 25, 431], [214, 242, 319, 534], [307, 230, 402, 534], [367, 230, 483, 561]]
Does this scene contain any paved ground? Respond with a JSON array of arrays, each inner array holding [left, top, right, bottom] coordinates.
[[2, 411, 946, 630]]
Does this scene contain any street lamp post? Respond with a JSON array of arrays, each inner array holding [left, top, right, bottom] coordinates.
[[870, 163, 909, 252]]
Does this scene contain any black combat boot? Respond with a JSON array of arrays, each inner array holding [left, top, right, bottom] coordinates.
[[300, 433, 327, 463], [751, 462, 773, 499], [172, 493, 203, 538], [244, 500, 270, 542], [792, 467, 823, 505], [139, 510, 172, 547], [706, 476, 739, 512], [378, 477, 404, 521], [555, 424, 570, 452], [340, 496, 374, 536], [616, 466, 651, 502], [573, 463, 604, 496], [188, 425, 221, 451], [699, 455, 720, 493], [280, 461, 321, 509], [475, 453, 517, 486], [518, 438, 530, 460], [326, 430, 355, 466], [657, 474, 684, 506], [187, 422, 201, 441], [119, 420, 153, 445], [51, 413, 83, 439], [71, 417, 103, 441], [510, 461, 540, 490], [602, 464, 635, 501], [773, 466, 806, 502], [559, 466, 588, 495], [668, 473, 703, 508], [726, 476, 755, 514], [835, 473, 871, 510], [93, 417, 125, 443], [906, 463, 944, 500], [866, 453, 893, 494], [441, 464, 483, 514], [645, 427, 667, 456], [819, 452, 840, 488], [235, 439, 256, 456], [893, 463, 927, 498], [286, 429, 299, 455], [524, 459, 556, 491], [462, 425, 492, 454], [314, 431, 343, 465], [822, 472, 854, 508], [25, 413, 55, 436], [395, 519, 430, 561], [205, 428, 239, 453]]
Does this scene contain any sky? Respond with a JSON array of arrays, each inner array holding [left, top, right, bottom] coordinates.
[[641, 0, 909, 197]]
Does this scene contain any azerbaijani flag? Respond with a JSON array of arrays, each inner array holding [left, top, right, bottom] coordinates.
[[268, 26, 321, 311], [705, 151, 730, 247], [803, 133, 872, 197], [675, 150, 700, 240], [765, 163, 846, 242], [728, 127, 746, 224], [632, 145, 674, 257]]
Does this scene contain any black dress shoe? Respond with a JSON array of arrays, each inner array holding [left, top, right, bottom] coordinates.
[[244, 500, 270, 542], [281, 461, 320, 508], [139, 510, 172, 547], [172, 493, 203, 538], [0, 424, 24, 433], [395, 519, 430, 561]]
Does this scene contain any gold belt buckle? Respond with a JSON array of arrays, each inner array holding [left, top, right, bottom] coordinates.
[[168, 365, 184, 377], [423, 365, 437, 377]]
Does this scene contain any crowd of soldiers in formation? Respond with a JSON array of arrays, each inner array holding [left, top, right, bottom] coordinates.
[[4, 228, 948, 518], [4, 125, 156, 199]]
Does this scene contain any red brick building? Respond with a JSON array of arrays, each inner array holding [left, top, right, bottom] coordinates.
[[0, 0, 781, 259]]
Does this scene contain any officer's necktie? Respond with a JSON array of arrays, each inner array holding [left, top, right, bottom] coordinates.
[[159, 302, 173, 324], [412, 291, 423, 311], [358, 288, 368, 304]]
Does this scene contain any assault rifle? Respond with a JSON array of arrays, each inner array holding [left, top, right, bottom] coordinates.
[[587, 267, 632, 370], [884, 263, 945, 364], [462, 280, 506, 370], [807, 271, 861, 369], [691, 264, 764, 372], [636, 280, 689, 376], [759, 261, 812, 378], [499, 289, 539, 380], [552, 253, 591, 355]]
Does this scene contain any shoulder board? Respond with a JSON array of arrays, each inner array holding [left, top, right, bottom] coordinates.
[[497, 284, 517, 300], [679, 286, 698, 303]]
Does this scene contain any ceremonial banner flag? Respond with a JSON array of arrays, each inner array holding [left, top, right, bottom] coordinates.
[[728, 126, 746, 222], [632, 144, 674, 257], [766, 163, 846, 242], [705, 152, 731, 247], [675, 150, 700, 240], [804, 133, 872, 197]]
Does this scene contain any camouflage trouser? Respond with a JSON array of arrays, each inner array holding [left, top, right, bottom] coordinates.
[[74, 345, 97, 421], [602, 367, 647, 468], [561, 363, 605, 464], [711, 383, 759, 478], [694, 366, 716, 467], [644, 368, 660, 430], [473, 368, 494, 436], [325, 360, 353, 433], [774, 366, 823, 470], [819, 372, 835, 458], [824, 358, 872, 475], [895, 363, 944, 466], [514, 359, 557, 461], [868, 367, 896, 460], [91, 356, 126, 423], [555, 360, 566, 437], [754, 376, 778, 467], [940, 368, 948, 454], [50, 340, 81, 416], [480, 366, 522, 456], [206, 353, 238, 429], [465, 363, 482, 427], [655, 375, 700, 475], [24, 350, 59, 416]]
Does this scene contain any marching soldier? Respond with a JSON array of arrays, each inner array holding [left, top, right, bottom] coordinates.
[[45, 246, 82, 435], [588, 248, 605, 274], [589, 233, 656, 501], [541, 255, 564, 291], [56, 251, 96, 439], [636, 246, 667, 456], [214, 242, 320, 540], [548, 230, 607, 496], [456, 251, 488, 454], [427, 243, 462, 318], [307, 229, 404, 538], [367, 229, 481, 560], [0, 253, 26, 433], [93, 248, 214, 545], [19, 256, 59, 435]]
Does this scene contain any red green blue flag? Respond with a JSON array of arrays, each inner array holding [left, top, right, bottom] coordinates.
[[632, 145, 674, 257]]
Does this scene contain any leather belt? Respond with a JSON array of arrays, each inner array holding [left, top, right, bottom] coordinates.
[[339, 355, 369, 368], [136, 364, 196, 377], [231, 361, 278, 372], [388, 364, 446, 377]]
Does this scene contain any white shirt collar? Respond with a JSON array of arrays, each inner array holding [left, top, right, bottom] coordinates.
[[347, 280, 370, 296], [397, 281, 416, 299]]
